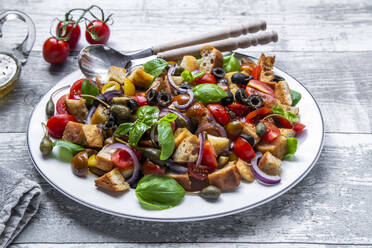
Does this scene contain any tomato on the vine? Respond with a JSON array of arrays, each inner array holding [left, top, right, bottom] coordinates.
[[134, 94, 147, 107], [56, 94, 69, 115], [201, 140, 218, 168], [69, 78, 92, 100], [233, 136, 256, 161], [46, 114, 76, 139], [111, 149, 134, 169], [207, 104, 230, 125], [262, 120, 280, 142], [293, 122, 306, 132], [141, 160, 165, 175], [86, 20, 110, 44], [227, 103, 250, 117], [43, 37, 70, 65], [57, 20, 81, 49], [194, 72, 217, 85]]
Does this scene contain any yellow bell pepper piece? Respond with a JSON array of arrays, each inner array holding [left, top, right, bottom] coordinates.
[[88, 155, 97, 167], [101, 81, 121, 94], [123, 78, 136, 96]]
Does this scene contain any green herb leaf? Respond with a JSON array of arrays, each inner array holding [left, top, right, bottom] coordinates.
[[137, 106, 159, 125], [284, 137, 298, 160], [157, 120, 175, 160], [193, 84, 228, 104], [135, 174, 185, 210], [81, 80, 99, 105], [181, 70, 205, 83], [144, 58, 168, 78], [222, 53, 241, 73], [272, 105, 299, 123], [290, 89, 302, 106], [52, 140, 85, 155], [159, 113, 178, 123], [114, 123, 134, 137], [129, 122, 151, 147]]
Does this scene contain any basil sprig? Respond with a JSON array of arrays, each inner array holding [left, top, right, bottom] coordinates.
[[81, 80, 99, 105], [272, 105, 299, 122], [193, 84, 228, 104], [144, 58, 168, 78], [222, 53, 241, 73], [52, 140, 85, 155], [284, 137, 298, 160], [290, 89, 302, 106], [181, 70, 205, 83], [135, 174, 185, 210], [157, 113, 178, 160]]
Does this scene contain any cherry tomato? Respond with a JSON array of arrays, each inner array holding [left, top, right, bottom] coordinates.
[[194, 73, 217, 85], [251, 65, 262, 80], [43, 37, 70, 65], [247, 79, 275, 97], [174, 94, 190, 105], [85, 20, 110, 44], [227, 103, 250, 117], [46, 114, 76, 139], [207, 104, 230, 125], [57, 20, 81, 49], [246, 87, 276, 107], [201, 140, 218, 168], [263, 120, 280, 142], [233, 136, 256, 161], [187, 163, 215, 180], [69, 78, 92, 100], [245, 107, 271, 123], [56, 94, 68, 114], [276, 117, 292, 129], [134, 94, 147, 106], [111, 149, 134, 168], [141, 160, 165, 175], [293, 122, 306, 132]]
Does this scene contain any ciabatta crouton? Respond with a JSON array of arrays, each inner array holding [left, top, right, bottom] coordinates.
[[275, 81, 292, 106], [107, 66, 126, 84], [118, 166, 134, 179], [208, 163, 241, 191], [207, 134, 230, 155], [235, 159, 254, 182], [180, 55, 199, 72], [242, 123, 261, 146], [174, 128, 193, 148], [166, 172, 192, 191], [90, 104, 109, 124], [65, 98, 88, 123], [258, 151, 282, 176], [62, 121, 84, 144], [257, 135, 288, 160], [95, 145, 116, 171], [94, 168, 130, 192], [128, 67, 154, 88], [279, 128, 296, 138], [199, 46, 223, 73], [172, 134, 200, 163], [81, 124, 103, 148]]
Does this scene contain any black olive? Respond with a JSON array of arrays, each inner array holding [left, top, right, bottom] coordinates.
[[179, 83, 191, 90], [246, 94, 263, 110], [221, 90, 234, 106], [235, 88, 249, 105], [146, 88, 158, 106], [273, 74, 285, 82], [240, 134, 255, 147], [105, 114, 116, 128], [157, 92, 172, 107], [218, 78, 228, 86], [174, 66, 185, 76], [212, 67, 226, 79], [93, 94, 106, 107], [126, 99, 139, 114], [231, 72, 253, 85]]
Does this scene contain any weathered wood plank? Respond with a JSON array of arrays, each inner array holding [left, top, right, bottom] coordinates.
[[0, 51, 370, 133], [0, 132, 371, 244]]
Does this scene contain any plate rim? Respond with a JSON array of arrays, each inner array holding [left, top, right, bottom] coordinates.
[[27, 53, 325, 222]]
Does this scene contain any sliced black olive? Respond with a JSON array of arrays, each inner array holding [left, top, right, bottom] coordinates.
[[174, 66, 185, 76], [246, 94, 263, 110], [146, 88, 158, 106], [256, 121, 267, 137], [231, 72, 253, 85], [212, 67, 226, 79], [157, 92, 172, 107], [273, 74, 285, 82], [240, 134, 255, 147], [235, 88, 249, 105], [221, 90, 234, 106], [125, 99, 139, 114]]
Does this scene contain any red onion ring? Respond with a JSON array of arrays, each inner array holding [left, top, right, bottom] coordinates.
[[249, 152, 281, 185], [160, 108, 192, 130], [173, 89, 194, 110], [167, 64, 187, 94], [196, 133, 205, 168], [85, 105, 97, 124], [104, 143, 140, 185], [103, 90, 123, 102]]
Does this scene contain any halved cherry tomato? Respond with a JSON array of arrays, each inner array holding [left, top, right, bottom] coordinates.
[[69, 78, 92, 100], [251, 65, 262, 80], [247, 79, 274, 97], [174, 94, 190, 105], [246, 87, 276, 107], [187, 163, 216, 180], [194, 72, 217, 85], [85, 20, 110, 44], [201, 140, 218, 168], [227, 103, 250, 117], [263, 120, 280, 142], [134, 94, 147, 106], [46, 114, 76, 139], [233, 136, 256, 161], [245, 107, 271, 123], [141, 160, 165, 175], [207, 104, 230, 125], [57, 20, 81, 49], [276, 117, 292, 129], [111, 149, 134, 168], [293, 122, 306, 132], [56, 94, 68, 115]]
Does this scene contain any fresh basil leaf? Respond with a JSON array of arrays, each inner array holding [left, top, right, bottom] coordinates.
[[272, 105, 285, 116], [272, 105, 299, 123], [144, 58, 168, 78], [81, 80, 99, 105], [284, 137, 298, 160], [129, 122, 151, 147], [286, 111, 299, 123], [157, 120, 175, 160], [192, 70, 205, 79], [193, 84, 228, 104], [222, 53, 241, 73], [137, 106, 159, 122], [290, 89, 302, 106], [159, 113, 178, 123], [52, 140, 85, 155], [114, 123, 134, 137], [135, 174, 185, 210]]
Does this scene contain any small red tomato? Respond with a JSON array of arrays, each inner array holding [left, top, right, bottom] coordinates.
[[56, 94, 69, 115], [187, 163, 216, 181], [276, 117, 292, 129], [201, 140, 218, 168], [111, 149, 134, 168], [57, 20, 81, 49], [43, 37, 70, 65], [233, 136, 256, 161], [247, 79, 275, 97], [251, 65, 262, 80], [69, 78, 92, 100], [134, 94, 147, 106], [263, 120, 280, 142], [141, 160, 165, 175], [245, 107, 271, 123], [85, 20, 110, 44], [207, 104, 230, 125], [293, 122, 306, 132], [227, 103, 250, 117], [46, 114, 76, 139], [246, 87, 276, 107], [194, 73, 217, 85]]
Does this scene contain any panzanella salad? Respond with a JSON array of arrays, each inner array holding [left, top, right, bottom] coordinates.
[[40, 46, 305, 210]]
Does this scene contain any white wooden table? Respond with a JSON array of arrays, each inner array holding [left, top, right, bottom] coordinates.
[[1, 0, 372, 247]]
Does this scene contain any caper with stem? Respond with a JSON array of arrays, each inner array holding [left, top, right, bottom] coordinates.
[[188, 185, 221, 200], [45, 85, 70, 118], [40, 123, 53, 156]]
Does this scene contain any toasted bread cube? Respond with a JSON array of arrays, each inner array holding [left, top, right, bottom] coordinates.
[[166, 172, 191, 191], [200, 46, 223, 73], [207, 134, 230, 155], [180, 55, 199, 72], [174, 128, 193, 148], [171, 76, 184, 86], [242, 123, 260, 146], [95, 145, 116, 171], [62, 122, 84, 144], [65, 98, 88, 123], [108, 66, 126, 84], [258, 151, 282, 176], [236, 159, 254, 182], [90, 104, 109, 124], [280, 128, 296, 138], [81, 124, 103, 148], [172, 134, 200, 163], [275, 81, 292, 106], [260, 70, 275, 83], [208, 163, 241, 191], [94, 168, 130, 192], [257, 135, 288, 160], [118, 166, 134, 179], [128, 67, 154, 88]]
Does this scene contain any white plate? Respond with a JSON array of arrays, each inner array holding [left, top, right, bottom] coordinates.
[[27, 54, 324, 222]]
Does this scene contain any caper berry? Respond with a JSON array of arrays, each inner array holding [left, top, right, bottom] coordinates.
[[246, 94, 263, 110], [240, 134, 255, 147], [231, 72, 253, 85], [256, 121, 267, 137], [146, 88, 158, 106], [71, 151, 89, 177], [40, 135, 53, 156], [110, 105, 131, 120], [157, 92, 172, 107], [235, 88, 249, 105], [212, 67, 226, 79], [126, 99, 139, 114], [199, 185, 221, 200], [174, 66, 185, 76], [45, 97, 55, 119], [221, 90, 234, 106]]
